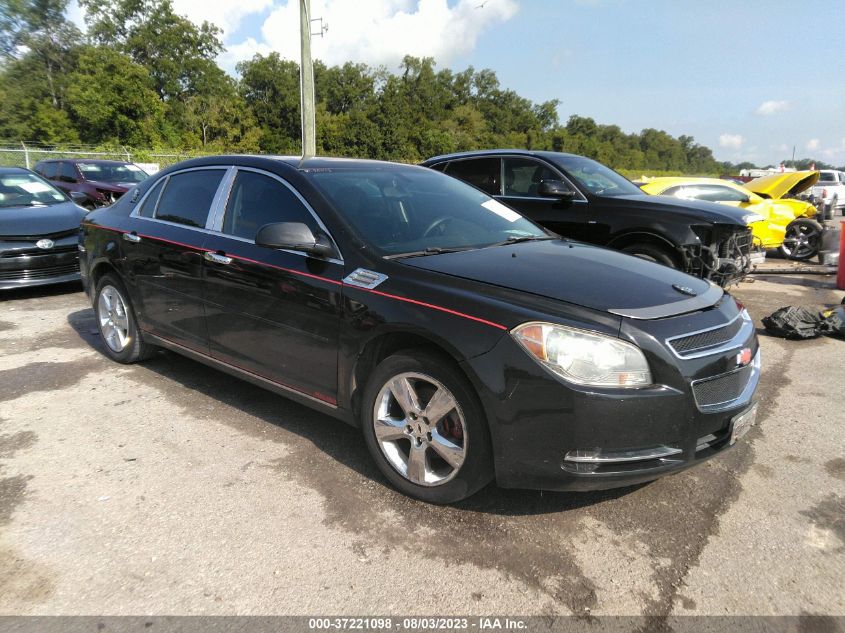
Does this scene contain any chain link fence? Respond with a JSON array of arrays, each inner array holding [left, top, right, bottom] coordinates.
[[0, 141, 215, 173]]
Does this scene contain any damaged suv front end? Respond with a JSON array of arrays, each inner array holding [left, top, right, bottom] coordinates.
[[685, 222, 759, 287], [421, 150, 760, 288]]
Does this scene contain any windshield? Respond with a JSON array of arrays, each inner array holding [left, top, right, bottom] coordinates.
[[306, 167, 549, 256], [555, 155, 643, 197], [78, 162, 148, 184], [0, 172, 68, 208]]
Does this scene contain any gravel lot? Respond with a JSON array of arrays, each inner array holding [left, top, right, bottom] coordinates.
[[0, 272, 843, 619]]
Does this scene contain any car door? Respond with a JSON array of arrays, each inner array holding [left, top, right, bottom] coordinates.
[[498, 156, 595, 241], [124, 167, 229, 353], [201, 167, 343, 405]]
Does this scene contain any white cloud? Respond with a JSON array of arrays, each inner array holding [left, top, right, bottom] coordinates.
[[755, 100, 789, 116], [719, 133, 743, 150], [246, 0, 519, 69], [806, 138, 820, 151], [171, 0, 273, 37], [218, 37, 275, 74], [66, 0, 86, 29]]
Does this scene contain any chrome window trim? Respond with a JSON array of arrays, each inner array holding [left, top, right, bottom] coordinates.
[[211, 166, 344, 263], [206, 166, 237, 230], [665, 310, 753, 359], [130, 166, 229, 224], [127, 165, 344, 266], [131, 175, 168, 218]]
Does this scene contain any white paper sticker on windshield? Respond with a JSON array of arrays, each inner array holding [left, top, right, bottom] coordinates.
[[125, 164, 142, 172], [482, 199, 521, 222], [19, 182, 52, 193]]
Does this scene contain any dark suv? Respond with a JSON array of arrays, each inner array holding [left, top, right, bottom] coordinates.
[[422, 150, 762, 286], [34, 159, 149, 209]]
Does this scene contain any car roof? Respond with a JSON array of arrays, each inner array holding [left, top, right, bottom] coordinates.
[[0, 166, 32, 175], [160, 154, 427, 172], [422, 149, 584, 164]]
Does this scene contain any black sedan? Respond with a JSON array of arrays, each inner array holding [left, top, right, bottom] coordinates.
[[80, 156, 760, 503], [421, 150, 764, 287], [0, 167, 88, 290]]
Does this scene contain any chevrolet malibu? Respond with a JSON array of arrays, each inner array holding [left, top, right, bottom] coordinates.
[[79, 156, 761, 503]]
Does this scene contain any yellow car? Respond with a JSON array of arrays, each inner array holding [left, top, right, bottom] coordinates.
[[640, 172, 822, 260]]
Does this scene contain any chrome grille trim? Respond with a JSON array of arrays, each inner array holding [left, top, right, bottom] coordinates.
[[665, 310, 753, 359]]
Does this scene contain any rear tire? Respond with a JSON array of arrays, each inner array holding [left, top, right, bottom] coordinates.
[[779, 218, 823, 261], [94, 273, 156, 363], [361, 350, 493, 504], [620, 242, 678, 268]]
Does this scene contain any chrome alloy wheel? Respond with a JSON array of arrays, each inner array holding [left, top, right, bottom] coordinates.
[[97, 285, 130, 352], [372, 372, 467, 486]]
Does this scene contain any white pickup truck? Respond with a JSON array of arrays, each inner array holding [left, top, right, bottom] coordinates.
[[810, 170, 845, 218]]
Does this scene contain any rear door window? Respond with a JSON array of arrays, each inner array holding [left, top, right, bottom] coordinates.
[[137, 178, 166, 218], [445, 158, 502, 196], [154, 170, 225, 228]]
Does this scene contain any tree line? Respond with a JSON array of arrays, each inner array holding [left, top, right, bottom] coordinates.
[[2, 0, 838, 173]]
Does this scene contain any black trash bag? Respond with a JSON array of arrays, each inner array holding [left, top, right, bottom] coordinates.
[[819, 305, 845, 338], [763, 305, 845, 340]]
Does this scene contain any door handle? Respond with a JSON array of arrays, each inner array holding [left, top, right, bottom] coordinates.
[[122, 232, 141, 243], [204, 251, 232, 265]]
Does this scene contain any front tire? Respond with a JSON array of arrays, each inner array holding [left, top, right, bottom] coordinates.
[[94, 273, 155, 363], [361, 350, 493, 503], [779, 218, 823, 261], [620, 242, 678, 268]]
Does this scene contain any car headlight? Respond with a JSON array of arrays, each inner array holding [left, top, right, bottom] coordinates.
[[742, 213, 765, 225], [511, 322, 652, 387]]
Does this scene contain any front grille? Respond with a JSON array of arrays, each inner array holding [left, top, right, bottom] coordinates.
[[0, 262, 79, 281], [0, 229, 79, 242], [1, 245, 77, 258], [669, 317, 744, 356], [692, 364, 753, 409]]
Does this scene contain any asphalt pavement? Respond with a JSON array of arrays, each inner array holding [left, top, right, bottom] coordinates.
[[0, 273, 843, 620]]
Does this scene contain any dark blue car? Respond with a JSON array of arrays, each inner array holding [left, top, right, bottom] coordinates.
[[0, 167, 88, 290]]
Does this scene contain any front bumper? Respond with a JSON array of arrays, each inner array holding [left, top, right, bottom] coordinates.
[[464, 303, 760, 492], [0, 237, 81, 290]]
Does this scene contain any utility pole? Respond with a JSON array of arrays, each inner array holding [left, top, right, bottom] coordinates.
[[299, 0, 316, 157]]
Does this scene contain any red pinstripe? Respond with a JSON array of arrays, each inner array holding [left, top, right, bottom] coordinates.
[[84, 223, 508, 331]]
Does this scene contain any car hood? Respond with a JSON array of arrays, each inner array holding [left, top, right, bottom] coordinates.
[[745, 171, 819, 199], [0, 201, 87, 237], [605, 193, 749, 225], [403, 240, 723, 319], [86, 180, 135, 192]]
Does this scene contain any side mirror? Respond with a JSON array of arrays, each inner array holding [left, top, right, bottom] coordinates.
[[255, 222, 333, 258], [538, 180, 577, 200], [69, 191, 88, 205]]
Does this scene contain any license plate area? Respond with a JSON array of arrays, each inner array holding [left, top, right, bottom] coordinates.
[[730, 402, 758, 445]]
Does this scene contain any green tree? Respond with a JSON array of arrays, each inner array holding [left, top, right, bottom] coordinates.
[[0, 0, 80, 109], [80, 0, 223, 103], [237, 53, 302, 153], [65, 46, 165, 146]]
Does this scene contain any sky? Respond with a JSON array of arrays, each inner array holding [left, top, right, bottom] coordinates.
[[66, 0, 845, 166]]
